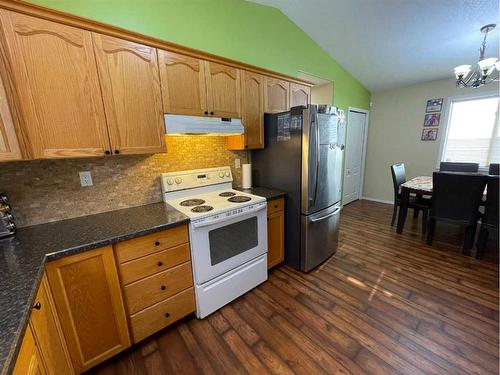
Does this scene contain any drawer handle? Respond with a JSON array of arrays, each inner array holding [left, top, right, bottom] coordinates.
[[33, 302, 41, 310], [160, 285, 167, 291], [165, 312, 170, 318], [157, 261, 163, 267], [155, 241, 160, 246], [274, 205, 278, 208]]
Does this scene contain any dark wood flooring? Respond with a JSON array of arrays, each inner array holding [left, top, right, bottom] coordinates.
[[87, 200, 499, 375]]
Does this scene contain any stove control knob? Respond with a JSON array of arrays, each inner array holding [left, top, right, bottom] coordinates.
[[166, 178, 174, 185], [175, 177, 182, 184], [225, 171, 230, 177], [219, 172, 224, 178]]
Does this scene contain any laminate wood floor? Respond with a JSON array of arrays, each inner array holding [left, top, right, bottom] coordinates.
[[87, 200, 499, 375]]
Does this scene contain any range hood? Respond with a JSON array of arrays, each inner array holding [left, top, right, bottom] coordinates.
[[164, 114, 244, 136]]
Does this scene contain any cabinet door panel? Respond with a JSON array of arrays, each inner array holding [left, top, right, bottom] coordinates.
[[290, 83, 311, 108], [158, 50, 207, 116], [243, 71, 264, 149], [12, 326, 46, 375], [205, 61, 241, 118], [265, 78, 290, 113], [0, 68, 22, 161], [0, 10, 109, 158], [45, 246, 130, 373], [30, 275, 74, 375], [267, 209, 284, 269], [93, 34, 165, 155]]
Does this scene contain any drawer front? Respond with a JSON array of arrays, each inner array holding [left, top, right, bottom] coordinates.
[[115, 225, 189, 264], [267, 197, 284, 215], [130, 287, 195, 343], [119, 243, 191, 285], [124, 261, 193, 314]]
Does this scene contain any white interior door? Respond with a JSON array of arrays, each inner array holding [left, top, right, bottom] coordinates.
[[343, 109, 368, 205]]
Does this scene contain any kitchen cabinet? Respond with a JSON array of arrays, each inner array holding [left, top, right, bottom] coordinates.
[[45, 246, 130, 374], [267, 197, 285, 268], [0, 68, 22, 161], [290, 83, 311, 108], [29, 275, 74, 375], [0, 10, 109, 159], [227, 70, 265, 150], [12, 326, 46, 375], [264, 77, 290, 113], [204, 61, 241, 118], [93, 34, 165, 155], [158, 50, 208, 116]]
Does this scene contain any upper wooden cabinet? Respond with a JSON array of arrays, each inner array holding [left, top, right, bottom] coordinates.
[[290, 83, 311, 108], [158, 50, 207, 116], [204, 61, 241, 118], [45, 246, 130, 374], [0, 68, 22, 161], [227, 70, 264, 150], [93, 34, 165, 155], [265, 77, 290, 113], [0, 10, 109, 159]]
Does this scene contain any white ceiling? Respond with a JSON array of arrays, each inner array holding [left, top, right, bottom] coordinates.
[[250, 0, 499, 92]]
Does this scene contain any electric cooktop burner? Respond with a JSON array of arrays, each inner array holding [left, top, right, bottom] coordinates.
[[191, 205, 214, 213], [228, 196, 252, 203], [219, 192, 236, 197], [180, 199, 205, 207]]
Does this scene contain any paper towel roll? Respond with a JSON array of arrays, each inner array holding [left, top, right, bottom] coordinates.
[[242, 164, 252, 189]]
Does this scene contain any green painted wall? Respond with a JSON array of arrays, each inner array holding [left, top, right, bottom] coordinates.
[[27, 0, 370, 111]]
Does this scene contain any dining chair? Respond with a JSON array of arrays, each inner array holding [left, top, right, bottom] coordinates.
[[427, 172, 487, 254], [439, 162, 479, 173], [476, 175, 499, 259], [390, 163, 431, 234], [488, 163, 499, 175]]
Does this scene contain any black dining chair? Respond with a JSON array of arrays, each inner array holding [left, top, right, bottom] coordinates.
[[439, 162, 479, 173], [390, 163, 431, 234], [427, 172, 487, 254], [488, 163, 499, 175], [476, 176, 499, 259]]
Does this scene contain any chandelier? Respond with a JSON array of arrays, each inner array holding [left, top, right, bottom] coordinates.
[[454, 24, 499, 88]]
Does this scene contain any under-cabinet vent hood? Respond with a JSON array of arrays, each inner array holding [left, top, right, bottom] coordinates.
[[164, 114, 244, 136]]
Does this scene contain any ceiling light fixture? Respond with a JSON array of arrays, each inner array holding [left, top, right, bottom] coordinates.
[[454, 24, 499, 88]]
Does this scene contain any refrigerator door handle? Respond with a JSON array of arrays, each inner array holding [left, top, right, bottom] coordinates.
[[312, 112, 320, 206], [310, 207, 340, 222]]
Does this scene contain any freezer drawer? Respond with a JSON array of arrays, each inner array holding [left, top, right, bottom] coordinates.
[[300, 204, 340, 272]]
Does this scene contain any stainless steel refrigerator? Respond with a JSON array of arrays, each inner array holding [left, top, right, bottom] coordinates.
[[252, 105, 345, 272]]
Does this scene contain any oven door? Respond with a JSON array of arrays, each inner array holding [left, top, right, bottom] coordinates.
[[189, 204, 268, 284]]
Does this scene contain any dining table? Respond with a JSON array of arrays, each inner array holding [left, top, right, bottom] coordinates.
[[396, 176, 432, 234]]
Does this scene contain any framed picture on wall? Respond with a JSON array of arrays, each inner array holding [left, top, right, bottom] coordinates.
[[421, 128, 438, 141], [426, 98, 443, 113], [424, 113, 440, 126]]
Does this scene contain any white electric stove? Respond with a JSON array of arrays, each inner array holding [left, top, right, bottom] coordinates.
[[161, 166, 268, 318]]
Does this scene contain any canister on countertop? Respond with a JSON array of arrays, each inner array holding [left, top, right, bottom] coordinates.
[[0, 192, 16, 238]]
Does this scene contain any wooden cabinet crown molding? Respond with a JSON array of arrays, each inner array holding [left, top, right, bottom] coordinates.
[[0, 0, 312, 87]]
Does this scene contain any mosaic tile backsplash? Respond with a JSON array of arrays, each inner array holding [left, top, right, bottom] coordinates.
[[0, 136, 247, 227]]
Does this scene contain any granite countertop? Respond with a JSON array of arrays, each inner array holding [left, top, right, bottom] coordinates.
[[0, 202, 188, 375], [237, 186, 286, 201]]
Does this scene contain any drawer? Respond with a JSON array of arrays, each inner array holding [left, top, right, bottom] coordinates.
[[115, 225, 189, 264], [119, 243, 190, 285], [267, 197, 284, 215], [124, 261, 193, 314], [130, 287, 195, 343]]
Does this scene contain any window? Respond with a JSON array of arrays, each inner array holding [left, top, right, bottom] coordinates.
[[441, 94, 499, 167]]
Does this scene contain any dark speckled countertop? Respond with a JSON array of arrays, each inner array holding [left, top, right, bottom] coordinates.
[[0, 202, 188, 375], [237, 186, 286, 201]]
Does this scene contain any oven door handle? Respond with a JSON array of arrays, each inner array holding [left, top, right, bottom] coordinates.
[[191, 204, 267, 229]]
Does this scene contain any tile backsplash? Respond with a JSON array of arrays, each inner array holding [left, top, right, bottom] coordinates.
[[0, 136, 247, 227]]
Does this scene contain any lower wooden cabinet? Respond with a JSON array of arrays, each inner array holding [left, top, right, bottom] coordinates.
[[45, 246, 131, 374], [267, 197, 285, 268], [12, 326, 46, 375]]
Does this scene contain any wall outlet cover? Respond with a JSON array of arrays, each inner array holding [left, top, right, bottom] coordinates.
[[79, 171, 93, 187], [235, 159, 241, 169]]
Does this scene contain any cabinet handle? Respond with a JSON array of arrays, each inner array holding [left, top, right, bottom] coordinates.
[[33, 302, 41, 310], [274, 205, 278, 208], [204, 111, 208, 115], [104, 150, 111, 155], [210, 111, 214, 115], [114, 150, 120, 154], [160, 285, 167, 291], [155, 241, 160, 246], [165, 312, 170, 318], [157, 261, 163, 267]]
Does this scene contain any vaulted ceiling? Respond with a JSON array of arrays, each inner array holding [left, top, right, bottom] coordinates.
[[250, 0, 499, 92]]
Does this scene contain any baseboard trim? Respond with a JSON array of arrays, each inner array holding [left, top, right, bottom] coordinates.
[[361, 196, 394, 205]]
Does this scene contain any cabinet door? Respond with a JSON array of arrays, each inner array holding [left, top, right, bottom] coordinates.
[[0, 10, 109, 159], [93, 34, 165, 155], [158, 50, 207, 116], [0, 68, 22, 161], [267, 209, 285, 269], [205, 61, 241, 118], [30, 275, 74, 375], [45, 246, 130, 373], [264, 77, 290, 113], [290, 83, 311, 108], [12, 326, 46, 375]]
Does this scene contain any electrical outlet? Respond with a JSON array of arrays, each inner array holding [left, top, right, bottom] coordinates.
[[79, 171, 93, 187], [235, 159, 241, 169]]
